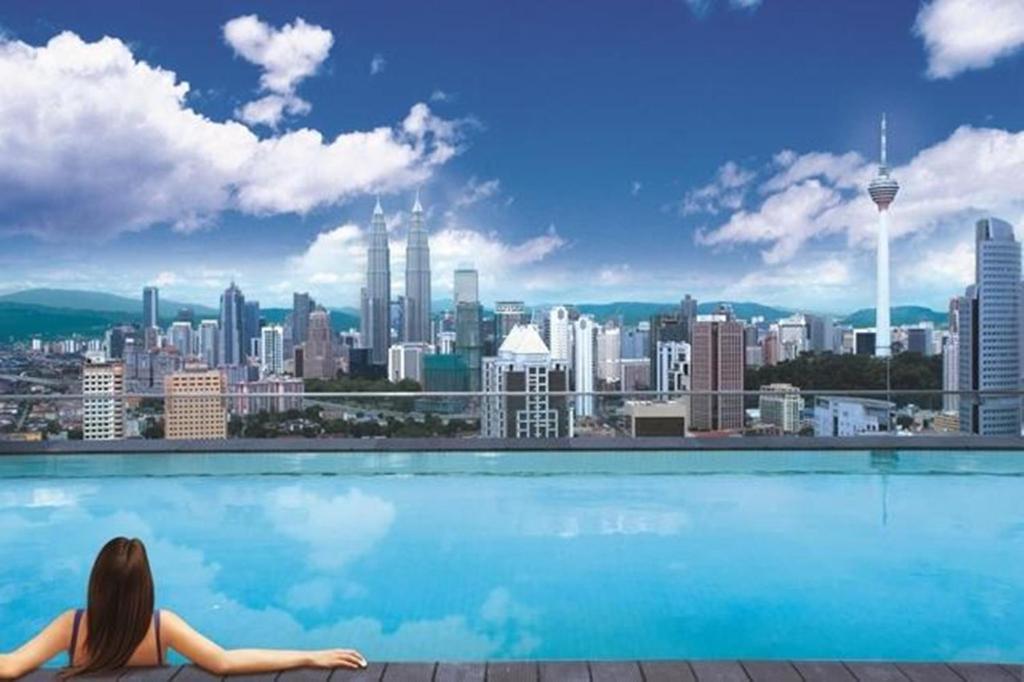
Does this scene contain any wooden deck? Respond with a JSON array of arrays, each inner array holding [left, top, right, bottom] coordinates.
[[15, 662, 1022, 682]]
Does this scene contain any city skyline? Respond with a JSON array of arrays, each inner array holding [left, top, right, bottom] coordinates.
[[0, 1, 1022, 311]]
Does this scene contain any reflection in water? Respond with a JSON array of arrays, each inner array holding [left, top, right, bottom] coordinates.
[[0, 471, 1022, 664]]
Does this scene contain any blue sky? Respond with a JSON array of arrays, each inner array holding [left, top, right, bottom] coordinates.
[[0, 0, 1022, 312]]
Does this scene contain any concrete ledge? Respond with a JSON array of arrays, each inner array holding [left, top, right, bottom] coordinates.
[[2, 435, 1024, 455]]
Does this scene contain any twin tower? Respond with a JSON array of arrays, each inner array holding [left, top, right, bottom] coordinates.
[[360, 193, 431, 365]]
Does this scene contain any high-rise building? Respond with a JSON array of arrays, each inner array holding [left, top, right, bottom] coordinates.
[[691, 314, 745, 431], [621, 322, 650, 360], [219, 282, 246, 367], [656, 340, 691, 398], [176, 307, 195, 324], [436, 330, 457, 355], [388, 342, 432, 385], [292, 292, 314, 346], [759, 383, 804, 434], [649, 314, 686, 388], [198, 320, 219, 368], [361, 198, 391, 366], [959, 218, 1022, 435], [143, 286, 159, 329], [573, 316, 596, 417], [164, 368, 227, 440], [943, 297, 960, 414], [403, 193, 432, 344], [495, 301, 528, 349], [168, 321, 193, 357], [304, 308, 335, 380], [680, 294, 699, 344], [868, 114, 900, 357], [260, 325, 285, 378], [243, 300, 261, 359], [619, 358, 652, 392], [454, 268, 479, 306], [481, 325, 569, 438], [82, 359, 125, 440], [454, 268, 482, 391], [596, 323, 622, 386], [548, 306, 571, 363]]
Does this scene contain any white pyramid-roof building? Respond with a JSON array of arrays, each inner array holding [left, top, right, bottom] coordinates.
[[498, 324, 550, 360]]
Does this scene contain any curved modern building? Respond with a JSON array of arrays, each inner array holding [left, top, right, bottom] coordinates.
[[868, 114, 899, 358]]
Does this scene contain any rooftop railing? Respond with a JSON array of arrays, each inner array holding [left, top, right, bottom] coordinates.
[[0, 388, 1017, 445]]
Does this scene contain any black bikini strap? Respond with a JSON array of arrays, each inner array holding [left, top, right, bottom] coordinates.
[[154, 609, 163, 665], [68, 609, 84, 667]]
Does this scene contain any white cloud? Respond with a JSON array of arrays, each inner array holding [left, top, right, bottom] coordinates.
[[287, 218, 565, 303], [224, 15, 333, 127], [430, 89, 453, 103], [684, 0, 763, 16], [631, 180, 642, 197], [0, 31, 464, 240], [723, 257, 852, 301], [369, 53, 386, 76], [453, 177, 501, 209], [679, 161, 755, 215], [698, 125, 1024, 265], [151, 271, 179, 287], [914, 0, 1024, 79]]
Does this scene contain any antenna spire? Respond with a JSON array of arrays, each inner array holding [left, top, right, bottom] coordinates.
[[880, 113, 888, 168]]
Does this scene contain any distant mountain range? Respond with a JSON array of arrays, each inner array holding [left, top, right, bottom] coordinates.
[[0, 288, 219, 317], [0, 287, 948, 341]]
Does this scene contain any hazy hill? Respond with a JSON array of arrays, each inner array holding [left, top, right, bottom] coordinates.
[[261, 308, 360, 333], [0, 302, 137, 341], [0, 288, 216, 316], [841, 306, 947, 328]]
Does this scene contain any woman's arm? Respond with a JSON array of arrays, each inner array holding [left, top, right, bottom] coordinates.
[[0, 610, 75, 680], [160, 611, 366, 675]]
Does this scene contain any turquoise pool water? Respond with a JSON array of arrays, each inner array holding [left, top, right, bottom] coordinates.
[[1, 451, 1022, 664]]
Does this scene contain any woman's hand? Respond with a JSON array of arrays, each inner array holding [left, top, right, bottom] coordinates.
[[309, 649, 368, 669]]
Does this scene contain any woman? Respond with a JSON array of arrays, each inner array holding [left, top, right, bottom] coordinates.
[[0, 537, 367, 679]]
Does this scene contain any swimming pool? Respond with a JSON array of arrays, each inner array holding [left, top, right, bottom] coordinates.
[[1, 450, 1022, 664]]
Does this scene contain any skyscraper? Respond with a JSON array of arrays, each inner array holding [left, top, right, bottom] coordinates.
[[164, 368, 227, 441], [680, 294, 698, 344], [143, 286, 159, 329], [454, 268, 482, 391], [495, 301, 527, 349], [958, 218, 1021, 435], [403, 192, 432, 343], [243, 300, 261, 359], [168, 321, 194, 357], [292, 292, 314, 346], [219, 282, 245, 367], [942, 297, 960, 414], [305, 308, 336, 380], [260, 325, 285, 378], [198, 319, 219, 368], [548, 306, 571, 363], [454, 268, 479, 306], [596, 322, 622, 385], [362, 198, 391, 366], [691, 314, 745, 431], [82, 359, 125, 441], [656, 340, 691, 398], [481, 324, 569, 438], [649, 314, 686, 388], [868, 114, 900, 357], [573, 316, 596, 417]]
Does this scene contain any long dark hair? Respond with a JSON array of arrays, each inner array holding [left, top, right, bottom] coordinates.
[[70, 537, 155, 676]]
